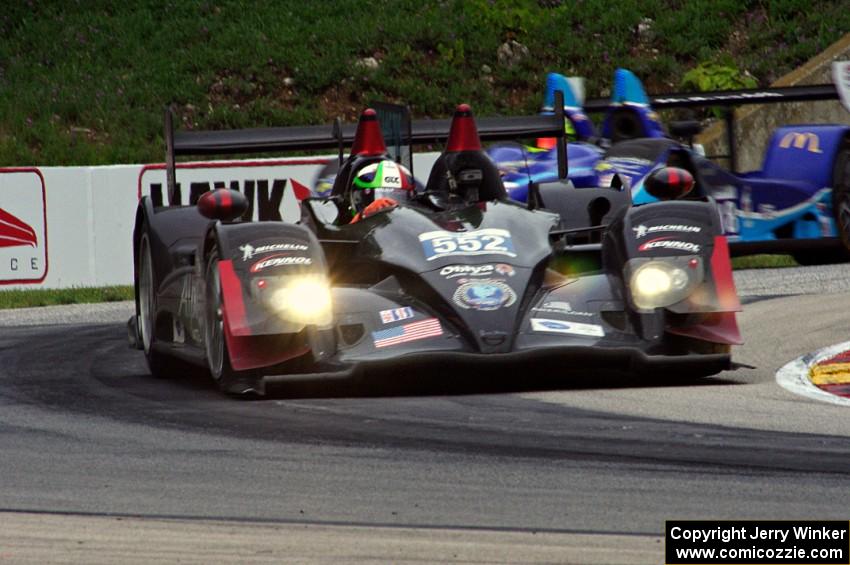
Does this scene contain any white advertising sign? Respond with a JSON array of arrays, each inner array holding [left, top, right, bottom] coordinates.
[[137, 158, 329, 223], [0, 168, 48, 285], [0, 153, 440, 289]]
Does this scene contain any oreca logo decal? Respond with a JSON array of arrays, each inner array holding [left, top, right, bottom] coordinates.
[[638, 237, 701, 253], [0, 168, 48, 285], [249, 254, 312, 273]]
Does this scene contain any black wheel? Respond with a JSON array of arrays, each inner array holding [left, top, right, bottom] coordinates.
[[832, 145, 850, 256], [792, 248, 848, 266], [137, 232, 181, 378], [204, 245, 263, 397], [793, 146, 850, 265]]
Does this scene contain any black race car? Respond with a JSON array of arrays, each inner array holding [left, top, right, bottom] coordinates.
[[128, 98, 742, 396]]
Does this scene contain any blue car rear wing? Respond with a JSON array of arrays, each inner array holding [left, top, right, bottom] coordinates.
[[584, 82, 840, 172], [583, 83, 839, 112]]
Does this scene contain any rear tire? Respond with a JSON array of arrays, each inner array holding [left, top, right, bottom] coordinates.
[[792, 248, 847, 266], [832, 145, 850, 257], [137, 232, 182, 378], [791, 146, 850, 265], [204, 245, 263, 397]]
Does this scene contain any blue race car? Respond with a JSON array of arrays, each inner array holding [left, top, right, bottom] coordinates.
[[488, 69, 666, 199], [488, 69, 850, 263]]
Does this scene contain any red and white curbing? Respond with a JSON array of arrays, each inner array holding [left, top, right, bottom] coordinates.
[[776, 341, 850, 407]]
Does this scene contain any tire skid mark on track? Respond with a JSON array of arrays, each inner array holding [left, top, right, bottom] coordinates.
[[2, 323, 850, 476], [2, 292, 850, 539], [0, 507, 660, 537]]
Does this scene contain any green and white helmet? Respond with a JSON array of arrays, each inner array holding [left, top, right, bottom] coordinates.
[[350, 160, 414, 215]]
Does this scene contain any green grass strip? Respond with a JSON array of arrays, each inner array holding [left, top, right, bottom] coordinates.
[[730, 254, 798, 269], [0, 286, 133, 309]]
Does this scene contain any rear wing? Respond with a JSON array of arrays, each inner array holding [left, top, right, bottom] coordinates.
[[164, 91, 569, 202], [583, 81, 841, 172], [583, 83, 840, 112]]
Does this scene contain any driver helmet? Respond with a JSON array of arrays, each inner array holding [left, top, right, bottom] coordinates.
[[350, 160, 414, 216]]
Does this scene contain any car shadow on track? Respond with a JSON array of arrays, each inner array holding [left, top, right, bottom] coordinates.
[[120, 348, 746, 401], [257, 366, 745, 401], [117, 342, 746, 401]]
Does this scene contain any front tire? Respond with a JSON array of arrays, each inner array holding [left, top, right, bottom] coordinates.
[[204, 245, 263, 397]]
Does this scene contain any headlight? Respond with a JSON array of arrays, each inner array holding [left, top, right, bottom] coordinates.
[[269, 275, 332, 325], [628, 259, 701, 310]]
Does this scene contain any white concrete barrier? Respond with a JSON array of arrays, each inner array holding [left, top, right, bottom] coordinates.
[[0, 154, 439, 289]]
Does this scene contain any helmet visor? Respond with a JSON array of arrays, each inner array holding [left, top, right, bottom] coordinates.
[[350, 187, 375, 215]]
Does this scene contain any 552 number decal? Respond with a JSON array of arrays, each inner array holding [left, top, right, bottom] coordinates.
[[419, 228, 517, 261]]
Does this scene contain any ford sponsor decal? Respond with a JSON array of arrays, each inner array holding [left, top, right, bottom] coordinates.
[[530, 318, 605, 337]]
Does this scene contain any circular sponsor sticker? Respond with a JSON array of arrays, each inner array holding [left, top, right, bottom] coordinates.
[[453, 279, 516, 311]]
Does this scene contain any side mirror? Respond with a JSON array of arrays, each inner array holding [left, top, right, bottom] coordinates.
[[197, 189, 248, 222], [644, 167, 694, 200]]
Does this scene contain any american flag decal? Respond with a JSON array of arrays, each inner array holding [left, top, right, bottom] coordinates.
[[371, 318, 442, 349]]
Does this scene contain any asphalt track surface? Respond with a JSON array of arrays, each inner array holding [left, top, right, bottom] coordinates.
[[1, 265, 849, 563]]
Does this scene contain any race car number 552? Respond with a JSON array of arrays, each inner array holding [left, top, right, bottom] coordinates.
[[419, 228, 517, 261]]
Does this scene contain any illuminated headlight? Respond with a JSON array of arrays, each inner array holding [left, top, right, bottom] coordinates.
[[628, 259, 701, 310], [269, 275, 332, 325]]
